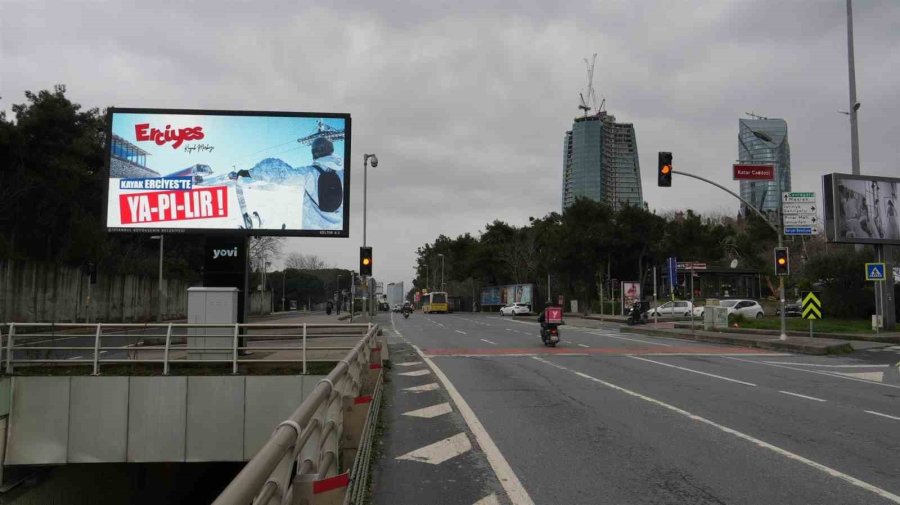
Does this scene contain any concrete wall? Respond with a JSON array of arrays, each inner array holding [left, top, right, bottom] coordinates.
[[4, 375, 322, 465], [0, 260, 273, 323]]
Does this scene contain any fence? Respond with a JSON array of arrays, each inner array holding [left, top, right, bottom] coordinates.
[[1, 322, 368, 375]]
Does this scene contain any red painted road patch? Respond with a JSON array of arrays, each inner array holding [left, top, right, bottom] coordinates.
[[423, 346, 780, 357]]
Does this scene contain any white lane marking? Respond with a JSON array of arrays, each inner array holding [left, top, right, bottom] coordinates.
[[763, 362, 890, 368], [399, 369, 431, 377], [396, 432, 472, 465], [725, 357, 900, 390], [779, 391, 827, 402], [456, 330, 467, 335], [589, 332, 672, 347], [505, 328, 512, 331], [410, 344, 535, 505], [865, 410, 900, 422], [577, 343, 590, 348], [480, 339, 497, 345], [627, 355, 756, 387], [438, 323, 445, 328], [67, 356, 83, 360], [403, 383, 440, 393], [395, 361, 423, 367], [403, 402, 453, 419], [99, 350, 108, 354], [473, 494, 500, 505], [531, 357, 900, 504]]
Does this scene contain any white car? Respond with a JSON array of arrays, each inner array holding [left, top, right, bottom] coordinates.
[[500, 303, 531, 316], [649, 300, 695, 317], [694, 299, 765, 319]]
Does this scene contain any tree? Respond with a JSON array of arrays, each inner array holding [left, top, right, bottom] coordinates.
[[284, 252, 329, 270]]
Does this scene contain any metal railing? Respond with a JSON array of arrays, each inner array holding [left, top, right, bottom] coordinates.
[[1, 322, 371, 375], [213, 323, 382, 505]]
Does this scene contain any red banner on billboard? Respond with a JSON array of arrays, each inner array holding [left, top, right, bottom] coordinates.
[[119, 186, 229, 224], [733, 164, 775, 181]]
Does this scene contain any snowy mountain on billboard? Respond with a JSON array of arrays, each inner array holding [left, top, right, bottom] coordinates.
[[246, 157, 313, 185]]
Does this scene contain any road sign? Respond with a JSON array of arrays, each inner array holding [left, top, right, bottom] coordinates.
[[782, 202, 816, 214], [676, 261, 707, 270], [782, 191, 817, 235], [784, 226, 817, 235], [782, 192, 816, 203], [733, 164, 775, 181], [782, 214, 818, 227], [865, 262, 886, 281], [802, 292, 822, 320], [667, 257, 677, 289]]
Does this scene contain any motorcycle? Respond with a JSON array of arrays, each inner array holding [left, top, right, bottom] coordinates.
[[540, 324, 560, 347], [401, 307, 411, 319], [626, 301, 649, 325]]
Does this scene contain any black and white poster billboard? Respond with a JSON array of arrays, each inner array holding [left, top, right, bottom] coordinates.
[[823, 173, 900, 245]]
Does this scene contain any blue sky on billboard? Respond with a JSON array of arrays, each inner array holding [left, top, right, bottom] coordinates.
[[111, 113, 345, 174]]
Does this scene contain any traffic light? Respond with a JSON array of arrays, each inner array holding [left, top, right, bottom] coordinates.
[[658, 152, 672, 187], [774, 247, 789, 276], [360, 246, 373, 276]]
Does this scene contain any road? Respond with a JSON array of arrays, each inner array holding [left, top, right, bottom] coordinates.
[[385, 311, 900, 505]]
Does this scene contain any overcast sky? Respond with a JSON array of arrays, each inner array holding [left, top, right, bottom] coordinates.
[[3, 0, 899, 290]]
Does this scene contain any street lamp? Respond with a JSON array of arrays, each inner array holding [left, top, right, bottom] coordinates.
[[337, 274, 343, 314], [281, 268, 287, 312], [362, 154, 378, 248], [437, 253, 445, 292], [150, 235, 164, 321]]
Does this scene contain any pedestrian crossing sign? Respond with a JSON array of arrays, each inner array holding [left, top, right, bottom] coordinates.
[[865, 263, 886, 281]]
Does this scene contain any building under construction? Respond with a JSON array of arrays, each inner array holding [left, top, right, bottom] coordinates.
[[562, 110, 643, 211]]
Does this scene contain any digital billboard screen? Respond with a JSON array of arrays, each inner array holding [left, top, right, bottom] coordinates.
[[823, 173, 900, 245], [105, 108, 351, 237]]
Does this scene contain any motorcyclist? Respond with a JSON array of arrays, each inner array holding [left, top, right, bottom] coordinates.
[[401, 301, 413, 317], [537, 300, 563, 341]]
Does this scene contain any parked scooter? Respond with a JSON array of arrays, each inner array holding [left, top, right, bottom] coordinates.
[[626, 301, 649, 325]]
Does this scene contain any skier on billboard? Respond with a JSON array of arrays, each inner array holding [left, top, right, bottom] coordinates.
[[303, 137, 344, 230]]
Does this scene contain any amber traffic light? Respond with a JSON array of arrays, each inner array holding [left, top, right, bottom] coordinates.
[[658, 152, 673, 187], [774, 247, 789, 276], [360, 246, 373, 276]]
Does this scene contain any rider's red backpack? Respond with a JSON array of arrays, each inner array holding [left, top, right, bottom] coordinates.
[[545, 306, 563, 324]]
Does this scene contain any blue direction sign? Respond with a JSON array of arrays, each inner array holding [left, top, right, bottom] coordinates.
[[865, 262, 886, 281], [667, 256, 677, 290], [784, 226, 816, 235]]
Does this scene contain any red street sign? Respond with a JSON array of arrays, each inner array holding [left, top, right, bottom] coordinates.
[[733, 164, 775, 181]]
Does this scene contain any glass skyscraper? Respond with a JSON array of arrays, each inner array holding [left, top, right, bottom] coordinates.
[[562, 111, 642, 211], [738, 118, 791, 215]]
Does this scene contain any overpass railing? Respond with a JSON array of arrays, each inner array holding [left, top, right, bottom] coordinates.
[[1, 322, 371, 375], [213, 323, 383, 505]]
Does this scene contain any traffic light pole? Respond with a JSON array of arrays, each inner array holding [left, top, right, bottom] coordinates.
[[671, 170, 787, 339]]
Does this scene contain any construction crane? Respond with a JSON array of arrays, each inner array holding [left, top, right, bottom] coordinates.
[[297, 119, 345, 145], [579, 53, 604, 116]]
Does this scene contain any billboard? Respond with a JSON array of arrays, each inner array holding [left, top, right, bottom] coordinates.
[[621, 281, 641, 315], [480, 284, 534, 306], [823, 173, 900, 245], [105, 108, 351, 237]]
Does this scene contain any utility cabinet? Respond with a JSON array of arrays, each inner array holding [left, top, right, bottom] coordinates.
[[187, 287, 239, 360]]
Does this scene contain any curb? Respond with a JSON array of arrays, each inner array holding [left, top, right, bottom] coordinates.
[[624, 327, 854, 355], [670, 323, 900, 344]]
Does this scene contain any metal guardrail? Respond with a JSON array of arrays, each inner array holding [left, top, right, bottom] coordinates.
[[213, 323, 382, 505], [0, 322, 371, 375]]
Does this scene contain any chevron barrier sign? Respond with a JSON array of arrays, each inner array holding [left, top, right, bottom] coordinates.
[[802, 292, 822, 320]]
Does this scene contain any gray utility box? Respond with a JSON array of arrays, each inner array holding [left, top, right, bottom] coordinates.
[[702, 299, 729, 331], [187, 287, 239, 360]]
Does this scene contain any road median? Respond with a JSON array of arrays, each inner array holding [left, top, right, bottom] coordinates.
[[622, 325, 855, 355]]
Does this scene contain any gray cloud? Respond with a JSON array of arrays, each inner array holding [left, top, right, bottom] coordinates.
[[3, 0, 898, 290]]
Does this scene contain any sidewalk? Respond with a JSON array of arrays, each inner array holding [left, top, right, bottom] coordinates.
[[668, 322, 900, 344]]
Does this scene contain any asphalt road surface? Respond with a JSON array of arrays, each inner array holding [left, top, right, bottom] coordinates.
[[384, 311, 900, 505]]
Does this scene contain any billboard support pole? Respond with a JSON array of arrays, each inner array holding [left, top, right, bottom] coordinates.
[[690, 264, 695, 331], [653, 266, 658, 326]]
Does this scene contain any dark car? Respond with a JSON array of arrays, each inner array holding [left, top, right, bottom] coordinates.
[[776, 300, 802, 317]]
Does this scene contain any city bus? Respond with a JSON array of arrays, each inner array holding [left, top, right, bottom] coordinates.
[[421, 291, 449, 313]]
